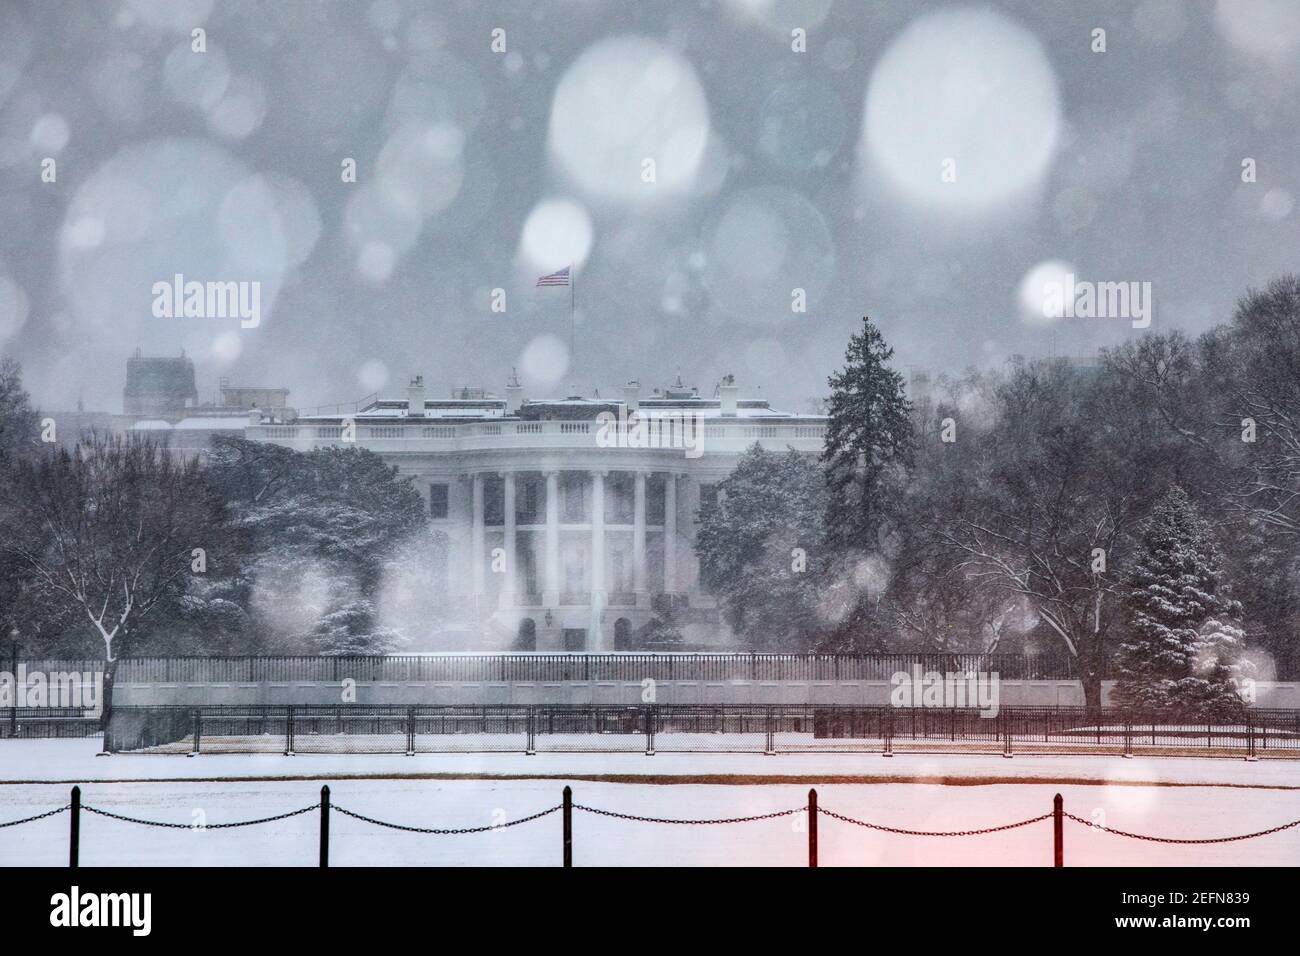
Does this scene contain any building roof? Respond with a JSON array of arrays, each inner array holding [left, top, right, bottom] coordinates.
[[123, 354, 198, 400], [296, 394, 824, 423], [172, 416, 249, 431]]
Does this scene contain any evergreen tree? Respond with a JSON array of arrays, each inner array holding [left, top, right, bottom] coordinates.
[[821, 315, 913, 553], [0, 357, 40, 469], [1113, 487, 1249, 717], [695, 444, 828, 649]]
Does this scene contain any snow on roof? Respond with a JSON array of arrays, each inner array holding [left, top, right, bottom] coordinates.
[[173, 417, 249, 430], [295, 388, 826, 423], [130, 419, 173, 430]]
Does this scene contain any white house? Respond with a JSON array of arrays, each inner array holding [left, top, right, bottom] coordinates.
[[246, 374, 827, 652]]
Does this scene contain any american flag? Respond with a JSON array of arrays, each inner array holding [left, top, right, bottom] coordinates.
[[536, 266, 571, 287]]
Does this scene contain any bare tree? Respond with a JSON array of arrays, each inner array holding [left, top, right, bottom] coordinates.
[[929, 360, 1171, 708], [1, 432, 225, 680]]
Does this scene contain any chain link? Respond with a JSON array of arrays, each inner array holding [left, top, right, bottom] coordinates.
[[0, 805, 69, 829], [331, 803, 561, 834], [574, 803, 807, 825], [82, 803, 319, 829], [1063, 811, 1300, 844], [818, 806, 1053, 837]]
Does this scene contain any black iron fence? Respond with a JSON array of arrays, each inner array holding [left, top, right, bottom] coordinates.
[[11, 653, 1300, 684], [103, 704, 1300, 757], [87, 652, 1082, 683], [1, 708, 103, 739]]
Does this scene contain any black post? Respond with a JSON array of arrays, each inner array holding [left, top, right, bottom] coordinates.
[[8, 642, 16, 736], [69, 785, 80, 868], [1053, 793, 1063, 868], [562, 785, 572, 867], [319, 785, 330, 867], [808, 788, 818, 867]]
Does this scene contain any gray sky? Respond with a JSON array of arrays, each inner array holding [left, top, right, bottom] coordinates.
[[1, 0, 1298, 415]]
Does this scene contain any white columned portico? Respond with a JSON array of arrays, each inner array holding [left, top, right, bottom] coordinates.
[[590, 470, 606, 649], [633, 470, 647, 600], [471, 473, 485, 598], [501, 470, 516, 605], [664, 472, 678, 593], [544, 470, 560, 607]]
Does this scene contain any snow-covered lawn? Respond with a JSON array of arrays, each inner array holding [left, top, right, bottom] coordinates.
[[1, 740, 1298, 866]]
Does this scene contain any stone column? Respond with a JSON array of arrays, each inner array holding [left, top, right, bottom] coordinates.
[[544, 470, 560, 607], [471, 473, 485, 601], [633, 470, 647, 600], [664, 473, 678, 593], [501, 470, 516, 605], [590, 470, 606, 649]]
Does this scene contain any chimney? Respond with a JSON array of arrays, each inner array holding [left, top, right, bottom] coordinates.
[[624, 379, 640, 413], [407, 374, 425, 417], [506, 368, 524, 415], [719, 374, 738, 416]]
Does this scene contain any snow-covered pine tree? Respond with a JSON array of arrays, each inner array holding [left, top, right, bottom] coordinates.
[[1112, 486, 1249, 718], [821, 315, 913, 554]]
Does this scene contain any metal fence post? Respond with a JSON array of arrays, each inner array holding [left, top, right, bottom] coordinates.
[[1003, 711, 1013, 758], [285, 705, 295, 756], [644, 705, 655, 756], [69, 785, 80, 868], [406, 706, 415, 756], [1123, 714, 1133, 758], [526, 707, 536, 756], [807, 788, 818, 867], [883, 707, 893, 757], [319, 785, 330, 867], [562, 785, 572, 867], [1246, 714, 1257, 761], [191, 708, 201, 756], [1053, 793, 1063, 867]]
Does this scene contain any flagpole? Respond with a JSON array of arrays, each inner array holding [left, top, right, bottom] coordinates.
[[570, 263, 576, 390]]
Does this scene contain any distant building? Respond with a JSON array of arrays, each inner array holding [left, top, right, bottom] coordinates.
[[51, 353, 293, 456], [122, 349, 198, 421], [128, 376, 295, 453], [247, 372, 828, 652], [1028, 352, 1105, 379]]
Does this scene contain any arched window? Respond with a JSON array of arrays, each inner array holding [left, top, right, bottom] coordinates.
[[515, 618, 536, 652], [614, 617, 632, 651]]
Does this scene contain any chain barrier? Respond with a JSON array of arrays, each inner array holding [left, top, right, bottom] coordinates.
[[8, 793, 1300, 857], [1063, 811, 1300, 845], [331, 803, 561, 834], [573, 803, 807, 825], [818, 806, 1054, 837], [82, 803, 319, 830], [0, 805, 69, 828]]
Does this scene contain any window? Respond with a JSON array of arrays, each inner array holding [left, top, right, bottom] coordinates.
[[519, 479, 539, 523], [564, 475, 585, 522], [520, 539, 538, 595], [429, 482, 449, 519], [647, 475, 665, 524], [484, 476, 504, 525]]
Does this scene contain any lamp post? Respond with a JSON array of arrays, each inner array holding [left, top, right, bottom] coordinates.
[[8, 629, 19, 736]]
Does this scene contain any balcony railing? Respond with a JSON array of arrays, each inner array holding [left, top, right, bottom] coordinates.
[[248, 418, 828, 453]]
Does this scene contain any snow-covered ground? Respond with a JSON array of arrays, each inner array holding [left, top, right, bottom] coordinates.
[[1, 740, 1298, 866]]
